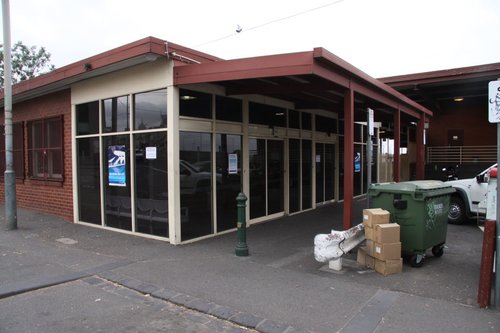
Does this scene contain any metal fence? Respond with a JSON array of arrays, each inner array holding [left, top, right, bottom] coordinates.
[[427, 146, 497, 164]]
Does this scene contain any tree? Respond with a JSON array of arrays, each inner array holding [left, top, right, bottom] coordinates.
[[0, 41, 55, 87]]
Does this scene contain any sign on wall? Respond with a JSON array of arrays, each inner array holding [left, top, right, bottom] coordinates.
[[488, 81, 500, 123], [108, 145, 127, 187], [228, 153, 238, 174], [354, 152, 361, 173]]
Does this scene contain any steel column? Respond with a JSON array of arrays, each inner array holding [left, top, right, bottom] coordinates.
[[416, 114, 426, 180], [393, 109, 401, 182], [343, 88, 354, 230]]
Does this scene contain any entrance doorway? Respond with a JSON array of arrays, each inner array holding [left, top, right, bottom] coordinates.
[[315, 143, 336, 204], [249, 138, 284, 220]]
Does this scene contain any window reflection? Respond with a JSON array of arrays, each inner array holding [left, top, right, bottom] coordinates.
[[103, 135, 132, 231], [134, 132, 168, 237], [103, 96, 130, 133], [216, 134, 242, 232], [134, 89, 167, 130], [180, 132, 213, 241]]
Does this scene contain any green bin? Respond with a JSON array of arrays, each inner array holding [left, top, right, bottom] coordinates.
[[368, 180, 455, 267]]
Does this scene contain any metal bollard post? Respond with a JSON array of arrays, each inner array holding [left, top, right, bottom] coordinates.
[[235, 192, 249, 256]]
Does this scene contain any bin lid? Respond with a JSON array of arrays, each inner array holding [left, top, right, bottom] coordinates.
[[369, 180, 455, 195]]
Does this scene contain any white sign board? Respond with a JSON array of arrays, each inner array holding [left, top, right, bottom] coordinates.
[[145, 146, 157, 159], [488, 81, 500, 123], [228, 154, 238, 174], [367, 108, 374, 136]]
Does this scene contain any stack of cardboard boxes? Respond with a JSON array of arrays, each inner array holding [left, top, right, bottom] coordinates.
[[357, 208, 403, 276]]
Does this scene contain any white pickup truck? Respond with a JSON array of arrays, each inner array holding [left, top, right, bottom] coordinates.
[[445, 164, 497, 224]]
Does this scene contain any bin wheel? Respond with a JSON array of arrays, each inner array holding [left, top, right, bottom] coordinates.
[[410, 254, 424, 267], [432, 245, 444, 258]]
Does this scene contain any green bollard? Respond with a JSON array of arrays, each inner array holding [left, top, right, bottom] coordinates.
[[235, 192, 249, 256]]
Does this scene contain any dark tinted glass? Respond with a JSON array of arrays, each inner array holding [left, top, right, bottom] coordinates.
[[354, 144, 362, 196], [216, 134, 242, 232], [315, 115, 337, 134], [315, 143, 324, 203], [103, 96, 130, 133], [77, 137, 101, 224], [249, 102, 286, 127], [134, 132, 168, 237], [249, 138, 266, 219], [180, 131, 213, 241], [134, 89, 167, 130], [325, 143, 335, 201], [179, 89, 212, 119], [216, 96, 242, 122], [289, 139, 300, 213], [302, 140, 312, 209], [103, 135, 132, 231], [76, 101, 99, 135], [267, 140, 284, 214], [302, 112, 312, 130], [288, 110, 300, 129]]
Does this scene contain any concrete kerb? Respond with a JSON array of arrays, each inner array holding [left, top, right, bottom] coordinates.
[[98, 270, 310, 333]]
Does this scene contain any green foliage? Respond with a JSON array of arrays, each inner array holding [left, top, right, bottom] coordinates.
[[0, 41, 55, 86]]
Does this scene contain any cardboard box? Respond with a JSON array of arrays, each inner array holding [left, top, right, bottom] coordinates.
[[375, 258, 403, 276], [374, 223, 400, 243], [364, 225, 374, 240], [365, 240, 401, 260], [363, 208, 390, 227], [357, 247, 375, 269]]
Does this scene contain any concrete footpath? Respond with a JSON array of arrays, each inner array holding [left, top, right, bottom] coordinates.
[[1, 201, 499, 333]]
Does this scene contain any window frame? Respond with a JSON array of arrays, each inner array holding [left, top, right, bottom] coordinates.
[[27, 116, 64, 181]]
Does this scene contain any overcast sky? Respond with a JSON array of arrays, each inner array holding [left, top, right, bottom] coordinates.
[[2, 0, 500, 78]]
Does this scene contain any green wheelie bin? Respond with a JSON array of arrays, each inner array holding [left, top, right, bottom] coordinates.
[[368, 180, 455, 267]]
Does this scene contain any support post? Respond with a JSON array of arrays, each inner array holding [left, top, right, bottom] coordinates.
[[343, 88, 354, 230], [393, 109, 401, 182], [478, 220, 496, 308], [235, 192, 249, 256], [415, 114, 426, 180], [2, 0, 17, 230]]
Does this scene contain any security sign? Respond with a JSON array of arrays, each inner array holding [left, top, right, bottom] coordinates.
[[488, 81, 500, 123]]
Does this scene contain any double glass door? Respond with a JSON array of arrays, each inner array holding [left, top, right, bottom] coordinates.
[[316, 143, 336, 204], [249, 138, 284, 219]]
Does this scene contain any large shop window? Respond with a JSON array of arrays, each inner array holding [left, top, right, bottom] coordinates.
[[179, 89, 212, 119], [28, 117, 63, 180], [103, 96, 130, 133], [0, 122, 25, 179]]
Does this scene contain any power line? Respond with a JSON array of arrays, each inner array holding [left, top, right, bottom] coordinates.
[[193, 0, 345, 49]]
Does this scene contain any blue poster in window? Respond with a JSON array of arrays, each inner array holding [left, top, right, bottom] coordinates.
[[108, 145, 126, 187], [354, 152, 361, 173]]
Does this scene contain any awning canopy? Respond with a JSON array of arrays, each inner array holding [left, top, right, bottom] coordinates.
[[174, 47, 432, 121]]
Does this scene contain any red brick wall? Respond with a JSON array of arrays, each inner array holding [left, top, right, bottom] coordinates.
[[0, 89, 73, 221], [427, 98, 496, 146]]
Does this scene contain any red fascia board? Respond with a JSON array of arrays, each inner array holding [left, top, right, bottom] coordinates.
[[313, 47, 432, 117], [1, 36, 221, 100], [174, 51, 314, 85], [1, 37, 167, 99], [380, 62, 500, 87]]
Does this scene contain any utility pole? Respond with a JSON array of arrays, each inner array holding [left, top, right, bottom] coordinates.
[[2, 0, 18, 230]]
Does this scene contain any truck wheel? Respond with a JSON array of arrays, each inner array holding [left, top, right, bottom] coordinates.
[[448, 197, 466, 225]]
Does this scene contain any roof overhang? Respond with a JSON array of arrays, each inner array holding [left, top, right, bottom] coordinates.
[[380, 62, 500, 110], [0, 37, 221, 106], [174, 47, 432, 119]]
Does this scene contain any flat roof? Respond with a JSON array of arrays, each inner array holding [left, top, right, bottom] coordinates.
[[1, 36, 432, 119]]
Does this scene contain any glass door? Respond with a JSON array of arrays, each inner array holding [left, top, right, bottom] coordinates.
[[315, 142, 336, 205], [249, 138, 284, 219]]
